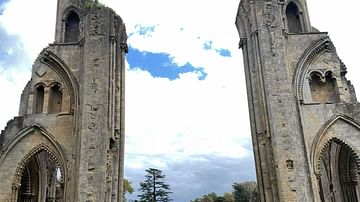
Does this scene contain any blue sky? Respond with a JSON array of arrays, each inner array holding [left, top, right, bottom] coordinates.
[[127, 24, 209, 81], [0, 0, 360, 201], [127, 46, 207, 80]]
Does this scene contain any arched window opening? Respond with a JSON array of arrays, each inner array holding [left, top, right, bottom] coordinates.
[[318, 140, 359, 201], [286, 2, 303, 33], [309, 71, 339, 103], [64, 12, 80, 43], [48, 84, 63, 114], [17, 158, 39, 202], [16, 150, 64, 202], [34, 85, 44, 113]]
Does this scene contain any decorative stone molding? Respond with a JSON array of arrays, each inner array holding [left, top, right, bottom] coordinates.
[[316, 137, 360, 177], [0, 125, 67, 170], [120, 42, 128, 53], [239, 38, 247, 49], [40, 50, 79, 114], [11, 144, 66, 202], [310, 114, 360, 176], [293, 37, 334, 102], [307, 69, 335, 83], [0, 125, 68, 202]]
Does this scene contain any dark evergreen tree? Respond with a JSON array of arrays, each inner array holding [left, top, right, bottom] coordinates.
[[232, 181, 256, 202], [138, 168, 172, 202], [233, 183, 249, 202]]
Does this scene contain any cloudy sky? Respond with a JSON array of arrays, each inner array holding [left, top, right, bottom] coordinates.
[[0, 0, 359, 201]]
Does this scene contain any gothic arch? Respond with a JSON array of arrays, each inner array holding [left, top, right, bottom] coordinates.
[[33, 82, 46, 88], [316, 138, 360, 201], [310, 114, 360, 175], [62, 6, 81, 43], [49, 81, 62, 88], [0, 125, 68, 202], [48, 83, 63, 114], [309, 115, 360, 201], [33, 83, 45, 113], [64, 12, 80, 42], [285, 0, 304, 12], [293, 37, 335, 102], [10, 144, 66, 202], [308, 70, 340, 103], [285, 0, 304, 33], [317, 137, 360, 174], [62, 5, 81, 22], [39, 50, 79, 114], [0, 125, 67, 168], [235, 0, 251, 48]]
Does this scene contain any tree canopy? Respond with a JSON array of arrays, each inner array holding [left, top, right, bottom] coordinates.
[[233, 181, 256, 202], [191, 181, 257, 202], [123, 179, 134, 201], [138, 168, 172, 202]]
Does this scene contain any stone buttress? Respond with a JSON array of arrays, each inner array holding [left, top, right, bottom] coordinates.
[[236, 0, 360, 201], [0, 0, 127, 201]]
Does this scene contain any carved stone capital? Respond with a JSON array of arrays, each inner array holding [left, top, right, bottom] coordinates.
[[78, 38, 85, 46], [11, 182, 20, 190], [120, 43, 128, 53], [239, 38, 247, 49]]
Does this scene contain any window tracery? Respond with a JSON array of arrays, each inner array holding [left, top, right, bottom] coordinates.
[[309, 70, 340, 103]]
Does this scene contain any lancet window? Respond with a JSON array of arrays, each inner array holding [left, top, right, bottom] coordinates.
[[48, 84, 63, 114], [64, 11, 80, 42], [286, 2, 303, 33], [34, 85, 45, 113]]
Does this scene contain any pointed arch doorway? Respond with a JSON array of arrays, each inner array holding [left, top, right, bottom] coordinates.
[[318, 139, 360, 202], [12, 146, 65, 202]]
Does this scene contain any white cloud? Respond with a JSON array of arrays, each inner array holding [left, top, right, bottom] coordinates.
[[119, 0, 252, 162], [0, 68, 30, 126], [0, 0, 57, 130], [0, 0, 56, 61], [125, 154, 256, 201], [1, 0, 360, 200], [125, 65, 250, 160]]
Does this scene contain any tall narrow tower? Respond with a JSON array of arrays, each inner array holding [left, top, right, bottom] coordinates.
[[236, 0, 360, 201], [0, 0, 127, 201]]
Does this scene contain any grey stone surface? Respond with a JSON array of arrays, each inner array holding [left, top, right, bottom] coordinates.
[[236, 0, 360, 201], [0, 0, 127, 201]]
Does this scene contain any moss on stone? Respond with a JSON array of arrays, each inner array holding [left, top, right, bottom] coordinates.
[[83, 0, 105, 9]]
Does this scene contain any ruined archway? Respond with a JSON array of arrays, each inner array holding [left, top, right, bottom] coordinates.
[[11, 145, 65, 202], [317, 138, 360, 201]]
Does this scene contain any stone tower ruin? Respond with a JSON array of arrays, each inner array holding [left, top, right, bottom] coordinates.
[[236, 0, 360, 201], [0, 0, 127, 201]]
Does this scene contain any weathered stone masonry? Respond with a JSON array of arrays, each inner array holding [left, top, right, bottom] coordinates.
[[0, 0, 127, 201], [236, 0, 360, 201]]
